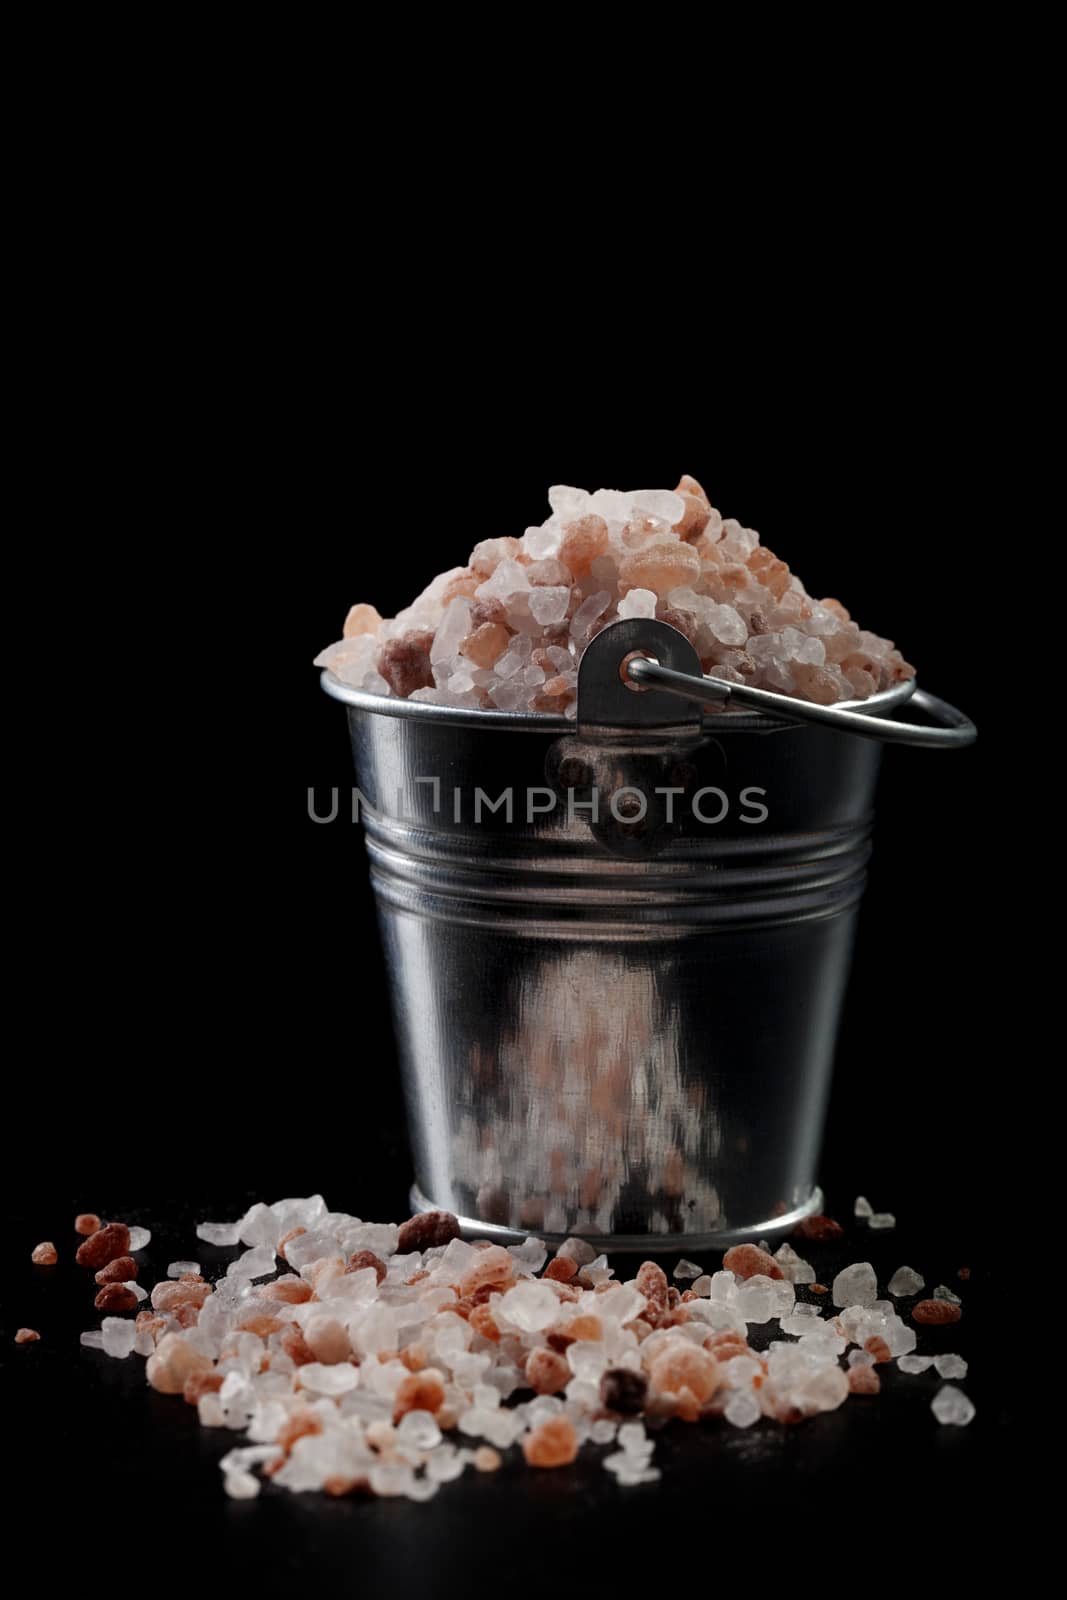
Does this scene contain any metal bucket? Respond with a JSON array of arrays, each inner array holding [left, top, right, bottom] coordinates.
[[321, 618, 973, 1250]]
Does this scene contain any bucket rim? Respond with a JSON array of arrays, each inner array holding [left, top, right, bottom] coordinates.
[[319, 670, 917, 732]]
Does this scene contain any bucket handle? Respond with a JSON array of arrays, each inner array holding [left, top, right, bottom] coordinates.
[[626, 656, 977, 749]]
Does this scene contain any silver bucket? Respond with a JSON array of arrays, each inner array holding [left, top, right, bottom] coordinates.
[[321, 618, 974, 1250]]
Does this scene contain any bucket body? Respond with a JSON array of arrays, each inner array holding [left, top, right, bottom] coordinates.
[[327, 659, 902, 1250]]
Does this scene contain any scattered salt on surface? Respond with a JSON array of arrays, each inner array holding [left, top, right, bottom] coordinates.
[[62, 1197, 973, 1502]]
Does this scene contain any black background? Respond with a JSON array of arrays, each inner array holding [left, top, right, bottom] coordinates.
[[4, 96, 1018, 1585]]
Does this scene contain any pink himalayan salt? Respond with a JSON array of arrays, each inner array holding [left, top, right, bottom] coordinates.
[[146, 1332, 213, 1394], [15, 1328, 40, 1344], [31, 1242, 58, 1265], [315, 476, 914, 718]]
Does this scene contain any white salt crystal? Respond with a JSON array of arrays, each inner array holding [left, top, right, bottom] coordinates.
[[724, 1390, 761, 1429], [196, 1222, 241, 1247], [617, 587, 658, 621], [528, 585, 570, 626], [589, 1418, 618, 1445], [124, 1282, 147, 1302], [127, 1226, 152, 1251], [888, 1265, 924, 1297], [691, 1275, 712, 1297], [897, 1355, 935, 1374], [396, 1410, 442, 1449], [734, 1275, 776, 1324], [773, 1242, 816, 1284], [847, 1349, 875, 1369], [854, 1196, 873, 1219], [556, 1236, 597, 1266], [167, 1261, 200, 1279], [426, 1445, 467, 1483], [672, 1259, 702, 1282], [934, 1354, 968, 1380], [869, 1213, 896, 1231], [80, 1330, 105, 1350], [618, 1422, 652, 1457], [632, 489, 685, 525], [101, 1317, 136, 1359], [496, 1281, 560, 1333], [238, 1202, 282, 1250], [570, 591, 611, 640], [198, 1393, 226, 1427], [226, 1244, 276, 1282], [548, 485, 590, 520], [709, 1271, 737, 1304], [508, 1236, 548, 1274], [299, 1363, 360, 1396], [930, 1385, 976, 1426], [832, 1262, 878, 1309], [223, 1469, 261, 1499], [933, 1285, 962, 1304]]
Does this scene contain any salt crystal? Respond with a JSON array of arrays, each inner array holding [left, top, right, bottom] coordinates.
[[556, 1236, 597, 1266], [734, 1275, 776, 1324], [933, 1285, 962, 1304], [934, 1354, 968, 1380], [298, 1363, 360, 1397], [167, 1261, 200, 1279], [80, 1330, 105, 1350], [396, 1410, 442, 1449], [772, 1242, 816, 1285], [847, 1349, 875, 1369], [724, 1390, 761, 1429], [832, 1262, 878, 1309], [124, 1282, 148, 1302], [632, 489, 685, 525], [854, 1197, 873, 1219], [672, 1259, 702, 1282], [617, 587, 658, 621], [897, 1355, 935, 1374], [691, 1275, 712, 1297], [888, 1265, 925, 1297], [99, 1317, 136, 1358], [930, 1385, 976, 1426], [127, 1226, 152, 1251], [569, 590, 611, 640], [528, 586, 571, 626], [496, 1281, 559, 1333], [869, 1213, 896, 1231], [223, 1470, 261, 1499], [196, 1222, 241, 1247]]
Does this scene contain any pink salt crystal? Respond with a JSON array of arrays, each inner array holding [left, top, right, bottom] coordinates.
[[75, 1213, 102, 1236], [305, 1317, 352, 1365], [31, 1242, 58, 1265], [94, 1283, 139, 1313], [522, 1417, 579, 1468], [470, 596, 508, 628], [460, 621, 511, 668], [95, 1255, 138, 1284], [15, 1328, 40, 1344], [673, 474, 714, 542], [558, 515, 609, 577], [150, 1279, 212, 1313], [722, 1243, 783, 1281], [146, 1332, 212, 1394], [343, 603, 383, 638], [377, 630, 436, 697], [75, 1223, 130, 1270], [618, 541, 701, 597], [473, 1446, 502, 1472], [277, 1226, 306, 1262]]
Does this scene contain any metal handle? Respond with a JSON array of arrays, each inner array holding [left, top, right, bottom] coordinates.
[[627, 657, 977, 749]]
